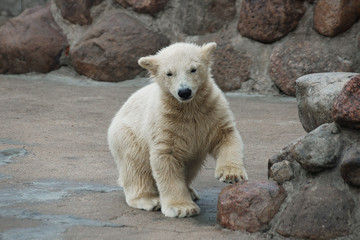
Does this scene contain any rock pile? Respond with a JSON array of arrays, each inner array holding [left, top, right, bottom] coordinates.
[[0, 0, 359, 94], [218, 73, 360, 239]]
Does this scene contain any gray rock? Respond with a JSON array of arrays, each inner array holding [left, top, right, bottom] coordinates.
[[340, 129, 360, 187], [268, 122, 360, 239], [0, 0, 48, 17], [268, 123, 342, 173], [296, 72, 358, 132], [341, 145, 360, 187], [292, 123, 342, 173], [276, 181, 355, 240], [269, 160, 294, 184]]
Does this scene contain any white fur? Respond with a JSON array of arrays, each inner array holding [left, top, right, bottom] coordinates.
[[108, 42, 248, 218]]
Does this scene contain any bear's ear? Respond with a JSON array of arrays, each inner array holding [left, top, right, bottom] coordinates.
[[138, 56, 159, 75], [201, 42, 217, 64]]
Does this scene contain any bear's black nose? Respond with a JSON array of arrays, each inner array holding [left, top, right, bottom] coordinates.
[[178, 88, 192, 100]]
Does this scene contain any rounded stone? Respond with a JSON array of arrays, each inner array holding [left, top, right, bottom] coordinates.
[[0, 5, 68, 74], [217, 180, 286, 233], [237, 0, 306, 43], [269, 41, 353, 96], [70, 12, 169, 82], [269, 160, 294, 184], [296, 72, 358, 132], [341, 146, 360, 187]]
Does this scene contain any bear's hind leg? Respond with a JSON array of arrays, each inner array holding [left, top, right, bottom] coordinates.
[[122, 167, 160, 211], [110, 126, 160, 212], [121, 152, 160, 211], [125, 192, 160, 211]]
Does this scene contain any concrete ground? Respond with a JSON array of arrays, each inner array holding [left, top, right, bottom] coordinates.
[[0, 68, 306, 240]]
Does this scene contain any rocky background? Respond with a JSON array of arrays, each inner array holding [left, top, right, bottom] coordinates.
[[0, 0, 359, 95], [218, 73, 360, 239]]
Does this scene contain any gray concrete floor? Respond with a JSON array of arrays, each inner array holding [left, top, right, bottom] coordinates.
[[0, 68, 306, 240]]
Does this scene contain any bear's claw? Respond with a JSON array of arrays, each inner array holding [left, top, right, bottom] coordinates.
[[215, 165, 248, 183]]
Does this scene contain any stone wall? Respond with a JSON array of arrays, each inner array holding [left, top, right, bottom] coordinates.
[[0, 0, 360, 95]]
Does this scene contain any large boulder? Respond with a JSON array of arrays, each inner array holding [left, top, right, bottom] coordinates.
[[313, 0, 360, 37], [237, 0, 306, 43], [70, 13, 169, 82], [276, 181, 355, 240], [175, 0, 236, 35], [269, 123, 360, 239], [269, 41, 353, 96], [217, 180, 286, 233], [211, 41, 251, 91], [0, 5, 68, 74], [114, 0, 168, 15], [296, 72, 358, 132], [55, 0, 104, 25], [332, 75, 360, 130]]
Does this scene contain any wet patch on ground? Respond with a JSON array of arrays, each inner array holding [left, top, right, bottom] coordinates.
[[0, 179, 123, 239], [0, 209, 123, 240], [0, 148, 27, 166], [0, 179, 121, 207]]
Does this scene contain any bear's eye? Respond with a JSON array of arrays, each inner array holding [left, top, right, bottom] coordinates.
[[191, 68, 197, 73], [166, 72, 173, 77]]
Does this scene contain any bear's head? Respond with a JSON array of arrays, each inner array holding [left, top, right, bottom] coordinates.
[[138, 42, 217, 103]]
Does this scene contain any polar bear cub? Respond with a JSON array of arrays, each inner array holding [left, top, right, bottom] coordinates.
[[108, 42, 248, 218]]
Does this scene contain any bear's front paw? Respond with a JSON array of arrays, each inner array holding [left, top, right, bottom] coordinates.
[[161, 201, 200, 218], [215, 165, 248, 183]]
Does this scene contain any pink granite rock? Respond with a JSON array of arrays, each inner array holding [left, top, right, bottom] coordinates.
[[70, 13, 169, 82], [0, 5, 68, 74], [332, 75, 360, 129], [217, 180, 286, 232], [55, 0, 104, 25], [313, 0, 360, 37], [237, 0, 306, 43]]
